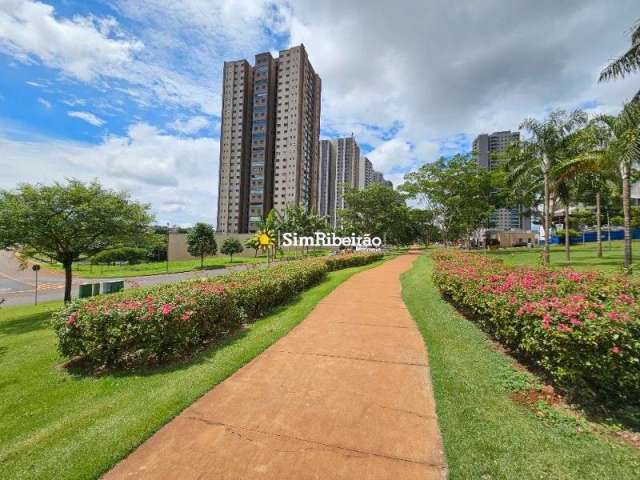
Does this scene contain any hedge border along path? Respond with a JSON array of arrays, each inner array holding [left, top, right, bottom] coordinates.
[[430, 250, 640, 404], [103, 252, 447, 480], [52, 252, 383, 369]]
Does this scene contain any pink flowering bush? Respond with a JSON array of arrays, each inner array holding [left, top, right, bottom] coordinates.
[[53, 253, 382, 368], [432, 250, 640, 403]]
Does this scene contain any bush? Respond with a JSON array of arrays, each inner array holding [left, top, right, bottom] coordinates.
[[431, 250, 640, 404], [52, 252, 382, 368], [221, 237, 243, 261], [92, 247, 148, 265], [324, 251, 384, 271]]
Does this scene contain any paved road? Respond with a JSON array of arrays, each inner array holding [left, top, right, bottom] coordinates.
[[0, 250, 252, 306], [104, 253, 447, 480]]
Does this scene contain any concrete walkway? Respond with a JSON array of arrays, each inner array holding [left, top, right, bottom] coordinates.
[[104, 253, 447, 479]]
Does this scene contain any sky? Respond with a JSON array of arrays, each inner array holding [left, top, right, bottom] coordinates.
[[0, 0, 639, 226]]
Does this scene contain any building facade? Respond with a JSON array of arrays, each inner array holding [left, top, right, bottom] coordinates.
[[217, 45, 321, 233], [472, 130, 530, 231], [358, 156, 374, 189], [217, 60, 253, 233], [318, 139, 336, 223], [334, 136, 360, 227]]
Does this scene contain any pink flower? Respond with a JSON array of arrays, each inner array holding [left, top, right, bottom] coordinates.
[[181, 311, 193, 321], [611, 346, 621, 354], [542, 314, 552, 330], [161, 304, 174, 316], [556, 323, 572, 333], [67, 313, 77, 326]]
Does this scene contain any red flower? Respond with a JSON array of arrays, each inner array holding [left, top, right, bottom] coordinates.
[[611, 345, 621, 354], [67, 313, 78, 326], [161, 304, 174, 316]]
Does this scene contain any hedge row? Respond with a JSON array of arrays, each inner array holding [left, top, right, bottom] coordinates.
[[432, 250, 640, 404], [53, 252, 383, 368]]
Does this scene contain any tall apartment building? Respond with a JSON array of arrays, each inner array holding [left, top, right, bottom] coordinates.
[[318, 139, 336, 223], [472, 130, 531, 231], [217, 45, 321, 233], [358, 156, 374, 189], [217, 60, 253, 233], [334, 136, 360, 226]]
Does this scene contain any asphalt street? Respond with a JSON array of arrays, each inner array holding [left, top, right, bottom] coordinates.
[[0, 250, 251, 307]]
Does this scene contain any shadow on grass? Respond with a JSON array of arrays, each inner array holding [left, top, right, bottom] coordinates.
[[0, 310, 52, 336]]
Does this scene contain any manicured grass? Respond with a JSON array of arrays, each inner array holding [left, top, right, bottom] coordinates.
[[42, 255, 267, 278], [401, 254, 640, 479], [37, 250, 333, 279], [486, 239, 640, 277], [0, 261, 382, 480]]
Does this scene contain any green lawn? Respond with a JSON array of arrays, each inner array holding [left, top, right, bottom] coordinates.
[[402, 254, 640, 479], [36, 250, 333, 278], [486, 239, 640, 277], [41, 255, 267, 278], [0, 261, 381, 480]]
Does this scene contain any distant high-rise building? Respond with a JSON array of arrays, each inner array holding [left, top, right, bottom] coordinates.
[[334, 136, 360, 226], [217, 60, 253, 233], [318, 139, 336, 223], [472, 130, 530, 231], [358, 156, 373, 189], [216, 45, 321, 233]]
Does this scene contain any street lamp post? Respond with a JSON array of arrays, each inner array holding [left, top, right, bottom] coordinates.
[[32, 264, 41, 305]]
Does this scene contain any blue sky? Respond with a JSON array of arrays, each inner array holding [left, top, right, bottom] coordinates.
[[1, 0, 638, 225]]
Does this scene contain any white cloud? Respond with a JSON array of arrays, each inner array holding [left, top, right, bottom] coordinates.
[[0, 0, 140, 81], [26, 80, 45, 87], [37, 97, 51, 109], [0, 123, 219, 225], [67, 111, 105, 127], [168, 115, 210, 135]]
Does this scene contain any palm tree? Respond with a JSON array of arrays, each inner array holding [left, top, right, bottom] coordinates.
[[599, 20, 640, 101], [595, 103, 640, 271], [505, 110, 587, 266], [555, 121, 619, 258]]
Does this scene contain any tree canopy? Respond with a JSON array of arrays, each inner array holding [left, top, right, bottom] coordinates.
[[0, 179, 153, 301], [186, 223, 217, 267]]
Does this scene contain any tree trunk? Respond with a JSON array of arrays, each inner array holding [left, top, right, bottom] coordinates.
[[230, 254, 233, 262], [596, 192, 602, 258], [200, 253, 204, 268], [63, 260, 73, 303], [564, 203, 570, 261], [622, 161, 633, 271], [543, 171, 551, 266]]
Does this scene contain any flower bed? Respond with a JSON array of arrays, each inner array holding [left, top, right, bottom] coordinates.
[[432, 250, 640, 403], [53, 252, 383, 368]]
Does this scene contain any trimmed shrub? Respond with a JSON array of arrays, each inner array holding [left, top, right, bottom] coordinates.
[[324, 251, 384, 271], [52, 252, 382, 368], [92, 247, 148, 265], [431, 250, 640, 404]]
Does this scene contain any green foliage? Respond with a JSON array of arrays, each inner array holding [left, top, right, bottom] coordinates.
[[340, 183, 415, 245], [91, 247, 148, 265], [401, 154, 496, 244], [324, 251, 384, 271], [220, 237, 243, 261], [0, 179, 153, 301], [52, 253, 382, 368], [432, 250, 640, 404], [245, 236, 260, 256], [186, 223, 217, 267]]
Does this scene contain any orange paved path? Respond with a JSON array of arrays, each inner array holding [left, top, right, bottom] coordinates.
[[104, 253, 447, 479]]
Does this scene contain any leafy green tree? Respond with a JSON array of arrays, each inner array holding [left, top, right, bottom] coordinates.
[[504, 109, 587, 265], [186, 223, 217, 268], [221, 237, 243, 262], [401, 154, 496, 246], [0, 179, 153, 302], [245, 236, 260, 257], [340, 183, 414, 245], [599, 19, 640, 101]]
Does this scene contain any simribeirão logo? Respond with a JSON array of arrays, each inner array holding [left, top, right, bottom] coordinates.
[[281, 232, 383, 248]]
